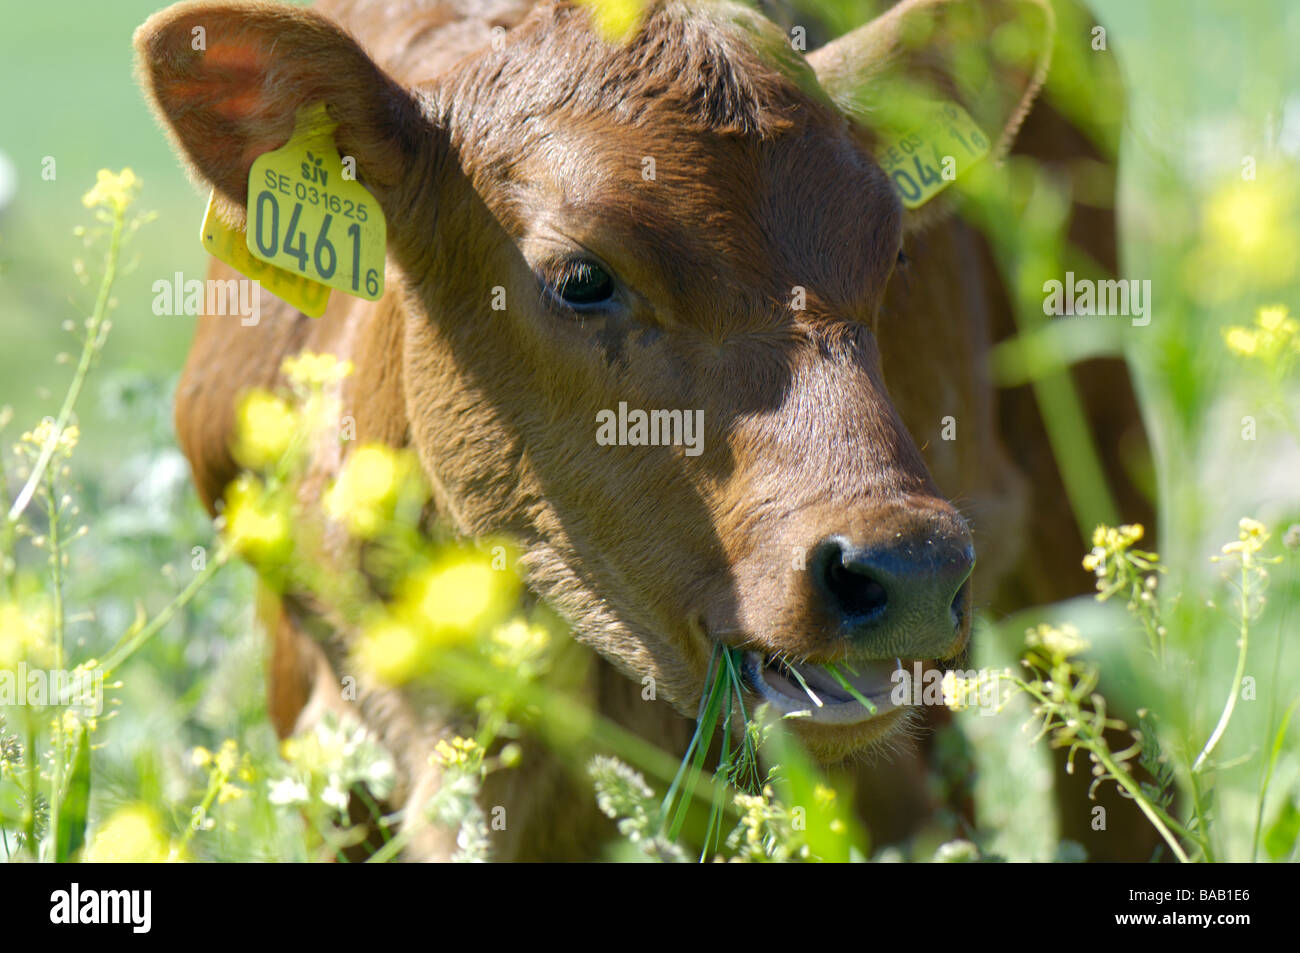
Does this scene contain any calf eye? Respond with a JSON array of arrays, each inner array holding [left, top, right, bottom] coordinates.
[[551, 259, 616, 309]]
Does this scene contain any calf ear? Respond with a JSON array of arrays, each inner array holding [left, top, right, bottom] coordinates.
[[135, 1, 435, 227], [808, 0, 1054, 162]]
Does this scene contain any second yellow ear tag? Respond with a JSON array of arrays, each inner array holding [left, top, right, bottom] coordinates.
[[874, 100, 989, 209], [200, 193, 331, 317], [246, 103, 387, 300]]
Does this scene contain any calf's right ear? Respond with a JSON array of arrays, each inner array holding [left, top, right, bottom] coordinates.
[[135, 0, 437, 229], [809, 0, 1055, 163]]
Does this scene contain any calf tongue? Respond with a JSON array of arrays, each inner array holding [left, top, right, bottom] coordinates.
[[775, 657, 900, 705]]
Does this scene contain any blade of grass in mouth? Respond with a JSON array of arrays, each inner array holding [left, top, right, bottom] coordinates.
[[722, 648, 750, 724], [662, 646, 766, 855], [824, 662, 878, 715], [661, 643, 728, 840], [701, 675, 733, 860], [781, 657, 825, 708], [722, 648, 761, 791]]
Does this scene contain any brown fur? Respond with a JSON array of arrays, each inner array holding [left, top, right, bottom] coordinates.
[[137, 0, 1154, 860]]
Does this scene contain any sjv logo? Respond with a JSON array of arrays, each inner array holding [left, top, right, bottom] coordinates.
[[50, 883, 151, 934]]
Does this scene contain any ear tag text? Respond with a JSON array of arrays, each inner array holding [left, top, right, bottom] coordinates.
[[875, 100, 989, 209], [246, 103, 387, 301]]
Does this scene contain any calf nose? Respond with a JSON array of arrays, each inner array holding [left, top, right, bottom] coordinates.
[[810, 527, 974, 658]]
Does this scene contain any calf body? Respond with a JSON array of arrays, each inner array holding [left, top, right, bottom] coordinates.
[[139, 0, 1151, 859]]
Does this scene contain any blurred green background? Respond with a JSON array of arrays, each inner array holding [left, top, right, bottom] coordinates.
[[1, 0, 202, 455]]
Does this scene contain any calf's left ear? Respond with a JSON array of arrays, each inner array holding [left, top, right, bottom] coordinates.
[[809, 0, 1054, 162], [135, 0, 437, 229]]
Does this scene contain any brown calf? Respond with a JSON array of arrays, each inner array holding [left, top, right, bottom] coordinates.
[[137, 0, 1151, 859]]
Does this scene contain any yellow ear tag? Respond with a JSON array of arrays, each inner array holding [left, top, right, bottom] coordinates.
[[200, 193, 331, 317], [874, 100, 989, 209], [245, 102, 387, 301]]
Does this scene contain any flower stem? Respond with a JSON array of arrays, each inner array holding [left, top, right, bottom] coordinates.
[[1192, 561, 1251, 774], [6, 200, 124, 524], [46, 466, 66, 859], [1091, 743, 1191, 863], [1015, 678, 1191, 863], [98, 546, 231, 675]]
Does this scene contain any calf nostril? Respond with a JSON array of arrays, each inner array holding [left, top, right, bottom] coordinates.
[[811, 534, 974, 638], [817, 539, 889, 620]]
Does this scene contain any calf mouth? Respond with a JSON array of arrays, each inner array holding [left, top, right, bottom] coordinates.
[[742, 651, 905, 726]]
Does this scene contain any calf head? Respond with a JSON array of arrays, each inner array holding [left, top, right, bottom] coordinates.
[[138, 0, 1051, 761]]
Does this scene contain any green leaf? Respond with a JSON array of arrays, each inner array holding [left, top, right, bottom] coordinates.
[[765, 717, 869, 862], [55, 726, 92, 863], [1263, 797, 1300, 862], [1253, 697, 1298, 860]]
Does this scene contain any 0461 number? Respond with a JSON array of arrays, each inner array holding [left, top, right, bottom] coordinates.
[[890, 155, 943, 204], [254, 190, 380, 296]]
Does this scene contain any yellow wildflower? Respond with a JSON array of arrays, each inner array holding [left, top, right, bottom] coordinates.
[[281, 352, 354, 389], [433, 736, 484, 770], [215, 739, 239, 776], [0, 601, 52, 668], [356, 614, 424, 684], [1223, 326, 1257, 357], [1222, 304, 1299, 365], [1194, 173, 1300, 295], [323, 443, 412, 537], [488, 619, 550, 668], [81, 168, 140, 213], [941, 670, 978, 710], [21, 419, 79, 456], [1205, 179, 1277, 257], [1026, 622, 1089, 662], [575, 0, 646, 43], [325, 444, 394, 530], [408, 556, 514, 640], [232, 390, 299, 469], [58, 708, 96, 737], [1217, 517, 1270, 559], [222, 475, 291, 562], [85, 803, 171, 863], [1083, 523, 1150, 577], [1238, 517, 1267, 537], [356, 552, 518, 684], [1257, 305, 1296, 334]]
